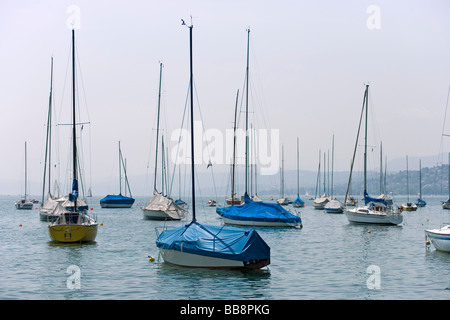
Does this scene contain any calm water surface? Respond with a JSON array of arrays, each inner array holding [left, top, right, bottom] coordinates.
[[1, 195, 449, 300]]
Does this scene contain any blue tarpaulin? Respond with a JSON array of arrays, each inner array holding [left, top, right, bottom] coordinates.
[[364, 190, 387, 205], [216, 193, 302, 226], [68, 179, 78, 202], [156, 220, 270, 262], [292, 196, 305, 206], [100, 194, 135, 205]]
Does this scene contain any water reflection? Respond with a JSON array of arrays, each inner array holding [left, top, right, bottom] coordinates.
[[155, 262, 272, 299]]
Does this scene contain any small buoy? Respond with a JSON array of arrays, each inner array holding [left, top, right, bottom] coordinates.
[[100, 223, 103, 226], [90, 207, 93, 210], [19, 224, 22, 227], [426, 240, 430, 246], [148, 256, 155, 262], [367, 230, 371, 233]]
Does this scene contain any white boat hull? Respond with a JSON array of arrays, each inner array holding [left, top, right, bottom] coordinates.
[[221, 216, 301, 228], [142, 208, 182, 221], [324, 208, 343, 214], [158, 248, 245, 268], [344, 208, 403, 225], [15, 201, 33, 210], [426, 226, 450, 252]]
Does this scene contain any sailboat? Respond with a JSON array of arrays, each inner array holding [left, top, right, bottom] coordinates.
[[215, 28, 301, 228], [415, 160, 426, 207], [425, 225, 450, 252], [344, 84, 403, 225], [40, 57, 62, 221], [426, 153, 450, 251], [277, 145, 290, 205], [313, 150, 329, 209], [324, 135, 343, 213], [399, 155, 417, 211], [156, 21, 270, 269], [143, 62, 187, 221], [292, 138, 305, 208], [226, 90, 242, 205], [47, 28, 98, 243], [100, 141, 135, 208], [15, 141, 34, 210]]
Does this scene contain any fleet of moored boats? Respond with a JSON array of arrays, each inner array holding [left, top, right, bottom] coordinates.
[[13, 24, 450, 269]]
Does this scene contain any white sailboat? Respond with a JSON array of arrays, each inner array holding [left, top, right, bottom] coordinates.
[[344, 84, 403, 225], [277, 145, 290, 205], [425, 152, 450, 252], [15, 141, 33, 210], [425, 225, 450, 252], [325, 135, 343, 213], [399, 155, 417, 212], [143, 62, 187, 221], [313, 150, 329, 209]]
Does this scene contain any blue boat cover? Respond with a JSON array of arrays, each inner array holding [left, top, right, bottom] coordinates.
[[216, 193, 302, 225], [156, 221, 270, 262], [364, 190, 387, 205], [100, 194, 135, 204], [415, 198, 426, 206], [292, 196, 305, 205]]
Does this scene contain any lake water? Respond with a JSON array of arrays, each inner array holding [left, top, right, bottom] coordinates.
[[1, 194, 449, 301]]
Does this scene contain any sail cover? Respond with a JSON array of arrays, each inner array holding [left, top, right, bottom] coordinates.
[[100, 194, 135, 204], [216, 193, 302, 226], [143, 189, 187, 220], [156, 221, 270, 262], [292, 196, 305, 205], [364, 190, 387, 205]]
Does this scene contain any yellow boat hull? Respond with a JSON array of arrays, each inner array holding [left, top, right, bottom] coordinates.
[[48, 223, 98, 243]]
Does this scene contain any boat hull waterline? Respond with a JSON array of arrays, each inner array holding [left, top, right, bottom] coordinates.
[[158, 248, 270, 269], [425, 226, 450, 252], [344, 208, 403, 225], [48, 223, 98, 243]]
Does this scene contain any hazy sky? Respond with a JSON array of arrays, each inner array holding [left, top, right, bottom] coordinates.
[[1, 0, 449, 196]]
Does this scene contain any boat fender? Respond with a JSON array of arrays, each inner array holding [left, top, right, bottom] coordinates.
[[148, 256, 155, 262]]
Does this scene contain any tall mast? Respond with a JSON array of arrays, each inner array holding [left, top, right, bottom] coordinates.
[[245, 28, 250, 195], [281, 145, 284, 198], [72, 28, 77, 184], [406, 155, 409, 201], [154, 62, 163, 191], [344, 84, 368, 205], [231, 89, 239, 204], [24, 141, 28, 201], [119, 141, 122, 195], [419, 159, 422, 198], [380, 141, 383, 194], [42, 57, 53, 204], [297, 137, 300, 197], [331, 134, 334, 197], [189, 23, 196, 221], [364, 84, 369, 193], [71, 28, 78, 212]]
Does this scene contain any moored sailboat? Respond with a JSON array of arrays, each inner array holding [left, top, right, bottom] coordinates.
[[100, 141, 135, 208], [344, 84, 403, 225], [399, 155, 417, 212], [215, 28, 301, 228], [15, 141, 33, 210], [143, 62, 187, 220], [47, 28, 98, 243], [156, 21, 270, 268], [292, 138, 305, 208]]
